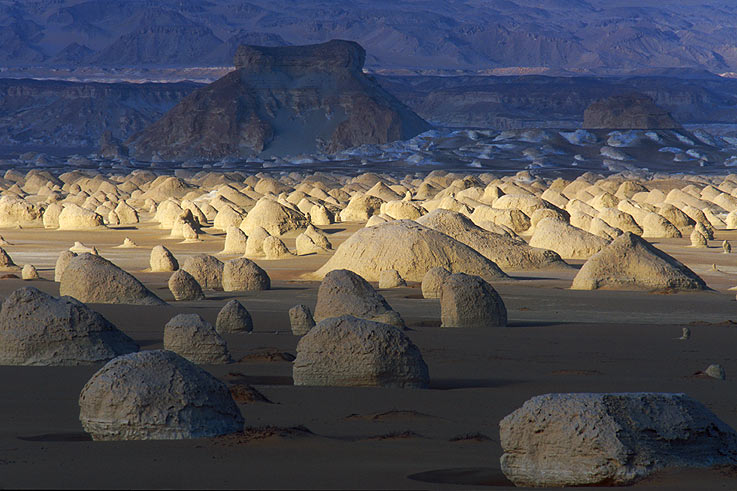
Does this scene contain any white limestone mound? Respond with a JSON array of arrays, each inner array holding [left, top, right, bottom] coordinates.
[[243, 226, 270, 257], [0, 287, 138, 366], [114, 201, 139, 225], [215, 299, 253, 334], [181, 254, 224, 290], [262, 236, 294, 259], [640, 212, 681, 238], [290, 304, 315, 336], [0, 196, 43, 228], [58, 203, 105, 230], [117, 237, 137, 248], [417, 209, 568, 271], [440, 273, 507, 328], [293, 315, 429, 388], [168, 269, 205, 301], [69, 241, 98, 254], [597, 208, 642, 235], [213, 206, 244, 232], [690, 228, 708, 247], [21, 264, 38, 280], [150, 245, 178, 272], [572, 232, 707, 291], [379, 269, 406, 289], [529, 218, 609, 260], [79, 350, 243, 440], [60, 253, 166, 305], [705, 363, 726, 380], [422, 267, 451, 299], [314, 269, 405, 328], [499, 392, 737, 487], [240, 197, 308, 236], [0, 247, 19, 272], [588, 217, 622, 240], [339, 193, 384, 222], [164, 313, 232, 364], [311, 220, 508, 283], [55, 251, 77, 282], [221, 258, 270, 292], [222, 226, 248, 254], [309, 203, 334, 225], [295, 225, 332, 256], [42, 202, 62, 228]]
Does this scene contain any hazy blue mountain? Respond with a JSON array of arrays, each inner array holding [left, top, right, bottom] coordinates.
[[0, 0, 736, 72]]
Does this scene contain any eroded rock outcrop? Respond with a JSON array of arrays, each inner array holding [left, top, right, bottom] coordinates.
[[79, 350, 243, 440], [128, 40, 431, 160], [499, 392, 737, 487]]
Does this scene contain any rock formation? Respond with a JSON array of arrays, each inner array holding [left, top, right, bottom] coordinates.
[[221, 258, 270, 292], [571, 232, 707, 291], [422, 267, 451, 299], [416, 209, 568, 271], [311, 220, 508, 283], [499, 392, 737, 487], [289, 304, 315, 336], [60, 253, 166, 305], [163, 314, 232, 364], [583, 93, 681, 130], [127, 40, 431, 160], [314, 269, 404, 328], [215, 299, 253, 334], [79, 350, 243, 440], [150, 245, 178, 272], [0, 287, 138, 366], [181, 254, 224, 290], [440, 273, 507, 328], [168, 270, 205, 301], [293, 315, 429, 388]]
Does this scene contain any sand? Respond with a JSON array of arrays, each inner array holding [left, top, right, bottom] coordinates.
[[1, 210, 737, 489]]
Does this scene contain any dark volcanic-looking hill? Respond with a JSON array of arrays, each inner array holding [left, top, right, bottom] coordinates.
[[583, 94, 681, 130], [126, 40, 431, 160], [3, 0, 737, 73]]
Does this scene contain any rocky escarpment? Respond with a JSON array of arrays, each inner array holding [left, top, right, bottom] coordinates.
[[127, 40, 431, 160], [0, 78, 197, 150], [583, 93, 682, 130]]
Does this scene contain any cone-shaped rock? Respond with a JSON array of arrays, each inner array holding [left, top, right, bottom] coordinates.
[[571, 232, 707, 291]]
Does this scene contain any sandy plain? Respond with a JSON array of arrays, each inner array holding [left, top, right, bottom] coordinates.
[[1, 216, 737, 489]]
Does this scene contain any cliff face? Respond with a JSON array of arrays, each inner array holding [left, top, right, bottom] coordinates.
[[0, 79, 197, 150], [583, 93, 682, 130], [127, 40, 431, 160]]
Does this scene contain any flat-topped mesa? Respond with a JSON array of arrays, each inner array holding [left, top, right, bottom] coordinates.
[[233, 40, 365, 73], [583, 93, 682, 130], [127, 40, 430, 160]]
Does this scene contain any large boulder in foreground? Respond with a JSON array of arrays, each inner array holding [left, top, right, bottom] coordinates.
[[311, 220, 508, 283], [572, 232, 707, 291], [416, 209, 568, 271], [79, 350, 243, 440], [293, 315, 429, 388], [314, 269, 404, 328], [0, 287, 138, 366], [127, 40, 431, 160], [500, 392, 737, 487], [60, 253, 165, 305]]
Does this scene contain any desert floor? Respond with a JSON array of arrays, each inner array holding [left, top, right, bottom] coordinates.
[[1, 219, 737, 489]]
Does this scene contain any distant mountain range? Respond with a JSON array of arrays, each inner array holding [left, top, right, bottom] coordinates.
[[1, 0, 737, 73]]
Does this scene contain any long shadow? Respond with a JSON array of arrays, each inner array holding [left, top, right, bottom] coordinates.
[[507, 320, 568, 328], [18, 432, 92, 442], [408, 467, 513, 487], [228, 375, 294, 386], [428, 378, 521, 390]]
